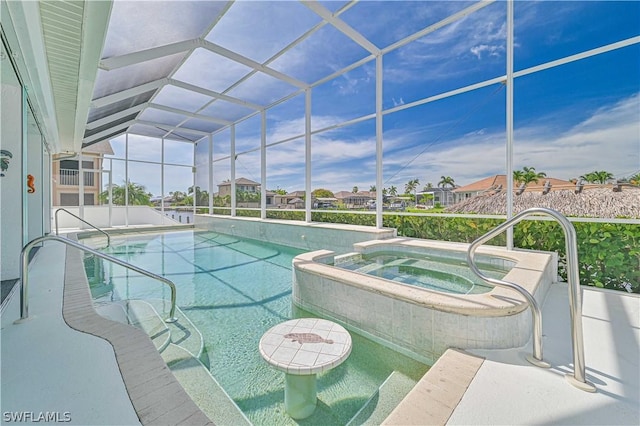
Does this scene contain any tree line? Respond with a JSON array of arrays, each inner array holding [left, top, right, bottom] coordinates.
[[100, 169, 639, 207]]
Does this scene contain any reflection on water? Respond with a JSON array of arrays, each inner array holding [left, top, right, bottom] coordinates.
[[158, 209, 194, 224], [338, 251, 508, 295]]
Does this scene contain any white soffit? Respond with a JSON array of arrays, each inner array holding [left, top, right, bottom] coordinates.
[[39, 0, 111, 153]]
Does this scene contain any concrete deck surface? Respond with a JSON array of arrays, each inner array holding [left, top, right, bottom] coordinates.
[[0, 241, 141, 425], [449, 283, 640, 425]]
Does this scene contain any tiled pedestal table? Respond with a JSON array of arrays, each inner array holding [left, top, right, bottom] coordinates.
[[259, 318, 352, 419]]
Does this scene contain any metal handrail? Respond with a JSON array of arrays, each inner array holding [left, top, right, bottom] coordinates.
[[55, 208, 110, 247], [16, 235, 177, 323], [467, 207, 595, 392]]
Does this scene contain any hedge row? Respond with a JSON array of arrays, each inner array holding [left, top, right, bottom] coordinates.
[[206, 210, 639, 292]]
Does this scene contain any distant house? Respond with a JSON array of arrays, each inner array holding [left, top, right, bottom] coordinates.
[[287, 197, 305, 209], [453, 174, 574, 203], [271, 190, 306, 209], [334, 191, 375, 208], [314, 197, 338, 208], [215, 177, 261, 208], [388, 196, 411, 210], [417, 188, 455, 207], [217, 177, 260, 198], [52, 140, 113, 206], [150, 195, 173, 208]]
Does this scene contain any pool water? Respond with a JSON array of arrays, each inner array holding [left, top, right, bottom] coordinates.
[[85, 230, 429, 425], [337, 251, 508, 294]]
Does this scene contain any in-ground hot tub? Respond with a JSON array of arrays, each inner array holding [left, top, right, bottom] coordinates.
[[293, 238, 557, 364], [334, 250, 511, 295]]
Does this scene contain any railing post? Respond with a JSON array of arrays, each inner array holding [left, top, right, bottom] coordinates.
[[15, 237, 43, 322], [55, 208, 110, 247], [553, 213, 596, 392], [467, 207, 595, 392], [15, 235, 177, 324], [467, 229, 548, 368]]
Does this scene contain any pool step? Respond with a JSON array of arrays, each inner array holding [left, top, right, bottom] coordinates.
[[94, 298, 206, 365], [95, 300, 171, 352], [346, 371, 418, 426], [94, 302, 128, 323], [161, 344, 250, 426], [123, 300, 171, 352], [145, 298, 205, 363]]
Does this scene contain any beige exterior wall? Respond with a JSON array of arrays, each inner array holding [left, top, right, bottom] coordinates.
[[52, 154, 103, 206]]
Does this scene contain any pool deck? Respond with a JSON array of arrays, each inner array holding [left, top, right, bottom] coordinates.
[[450, 283, 640, 425], [1, 235, 638, 425], [1, 240, 141, 425], [384, 283, 640, 425]]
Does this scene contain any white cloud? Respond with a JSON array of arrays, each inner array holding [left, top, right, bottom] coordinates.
[[118, 93, 639, 195], [465, 129, 486, 137], [383, 93, 640, 187], [470, 44, 505, 60], [331, 66, 374, 96], [386, 4, 508, 83], [268, 23, 370, 84], [206, 1, 320, 64]]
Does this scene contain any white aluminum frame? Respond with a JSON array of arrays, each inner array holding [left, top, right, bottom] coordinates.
[[88, 0, 639, 233]]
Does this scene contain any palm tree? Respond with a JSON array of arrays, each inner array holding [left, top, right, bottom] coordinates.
[[521, 166, 546, 184], [405, 178, 420, 204], [579, 173, 592, 183], [388, 186, 398, 197], [629, 173, 640, 186], [352, 186, 359, 193], [369, 185, 376, 192], [438, 176, 455, 188], [170, 191, 187, 204], [214, 195, 231, 207], [513, 170, 525, 185], [100, 180, 153, 206], [187, 185, 210, 206], [404, 178, 419, 195], [580, 170, 613, 184], [235, 188, 259, 203]]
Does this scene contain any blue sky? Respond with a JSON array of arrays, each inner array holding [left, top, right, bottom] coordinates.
[[105, 1, 639, 197]]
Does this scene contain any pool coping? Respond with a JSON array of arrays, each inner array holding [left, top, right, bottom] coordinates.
[[294, 239, 555, 317], [382, 348, 485, 425], [61, 233, 213, 426]]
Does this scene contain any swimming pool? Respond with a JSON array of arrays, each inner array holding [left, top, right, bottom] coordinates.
[[84, 230, 429, 425]]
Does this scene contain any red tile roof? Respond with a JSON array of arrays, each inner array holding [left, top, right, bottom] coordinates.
[[454, 174, 574, 193]]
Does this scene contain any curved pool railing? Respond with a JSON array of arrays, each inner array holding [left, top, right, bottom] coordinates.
[[16, 235, 177, 323], [467, 207, 596, 392], [55, 208, 110, 247]]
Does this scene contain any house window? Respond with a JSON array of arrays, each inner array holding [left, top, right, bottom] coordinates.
[[60, 193, 95, 206], [59, 160, 95, 186], [60, 193, 77, 206], [60, 160, 93, 170]]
